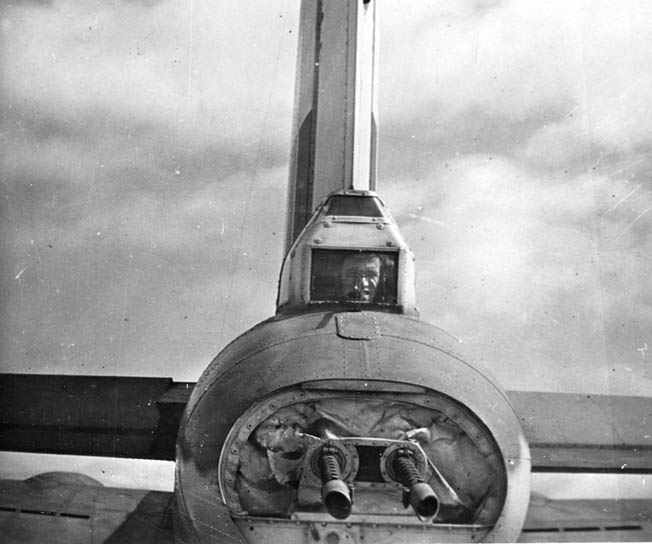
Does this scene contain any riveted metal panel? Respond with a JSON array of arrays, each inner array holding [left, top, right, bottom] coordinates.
[[335, 312, 380, 340], [175, 310, 531, 543]]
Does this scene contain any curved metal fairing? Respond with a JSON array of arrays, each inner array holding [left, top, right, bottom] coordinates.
[[174, 311, 531, 543]]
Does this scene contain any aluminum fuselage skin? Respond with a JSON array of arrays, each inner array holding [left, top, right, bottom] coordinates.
[[174, 309, 531, 543]]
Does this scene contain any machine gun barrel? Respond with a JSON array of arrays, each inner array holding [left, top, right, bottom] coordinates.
[[319, 447, 353, 519], [392, 452, 439, 520]]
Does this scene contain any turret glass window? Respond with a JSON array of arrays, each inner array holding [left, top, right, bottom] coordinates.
[[311, 249, 398, 304], [324, 196, 383, 217]]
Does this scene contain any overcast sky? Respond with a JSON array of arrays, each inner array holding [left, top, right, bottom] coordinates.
[[1, 0, 651, 397]]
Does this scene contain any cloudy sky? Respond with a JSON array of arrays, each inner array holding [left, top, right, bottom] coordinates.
[[1, 0, 651, 398]]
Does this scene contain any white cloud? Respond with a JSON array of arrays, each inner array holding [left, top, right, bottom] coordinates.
[[1, 0, 298, 145], [1, 1, 650, 396], [380, 0, 652, 151], [383, 153, 651, 393]]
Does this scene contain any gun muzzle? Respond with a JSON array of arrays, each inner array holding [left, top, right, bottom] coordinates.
[[406, 481, 439, 520], [392, 452, 439, 521], [319, 448, 352, 519]]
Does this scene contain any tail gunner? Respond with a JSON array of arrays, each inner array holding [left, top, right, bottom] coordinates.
[[340, 253, 382, 302]]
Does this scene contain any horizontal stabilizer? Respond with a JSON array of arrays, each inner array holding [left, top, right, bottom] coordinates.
[[507, 391, 652, 473], [521, 493, 652, 542], [1, 374, 650, 474], [0, 374, 192, 460]]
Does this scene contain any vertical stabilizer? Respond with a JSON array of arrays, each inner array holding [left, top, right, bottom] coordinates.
[[285, 0, 378, 249]]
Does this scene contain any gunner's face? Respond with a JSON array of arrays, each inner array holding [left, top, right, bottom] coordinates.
[[341, 256, 381, 302]]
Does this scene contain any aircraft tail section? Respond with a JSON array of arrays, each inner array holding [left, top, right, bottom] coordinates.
[[286, 0, 378, 248]]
